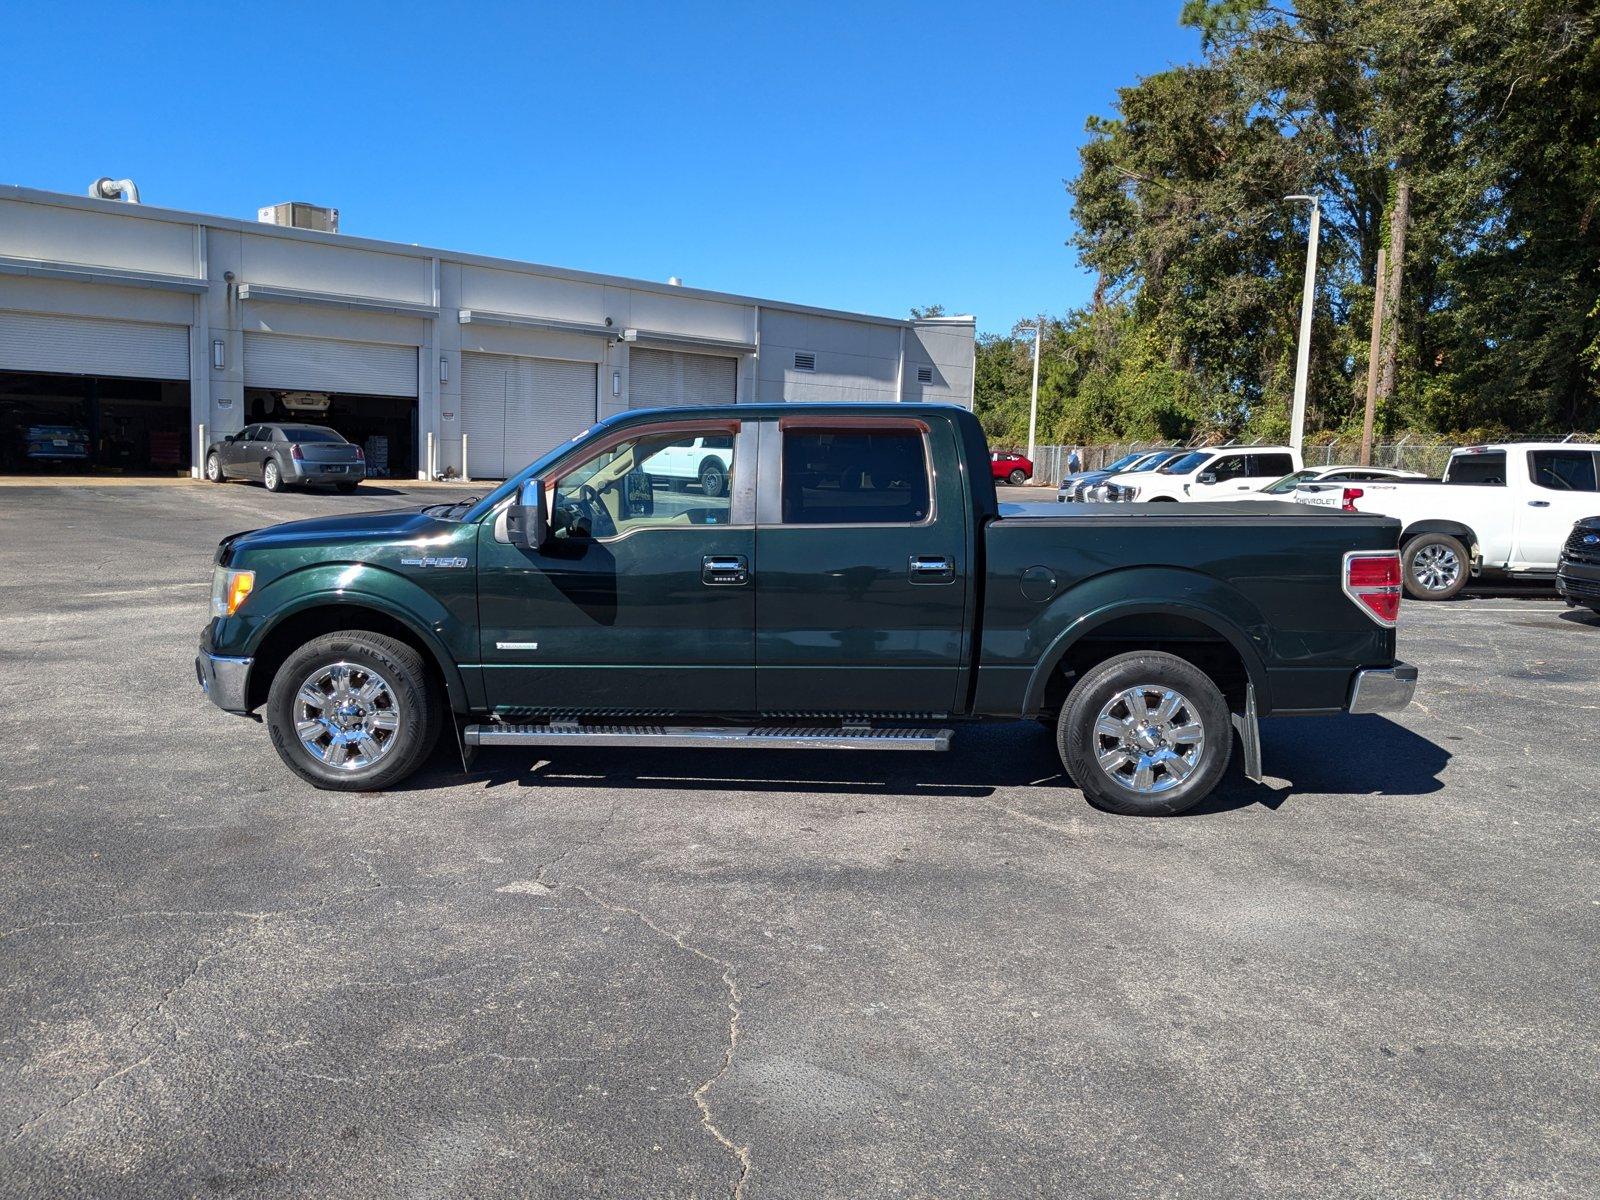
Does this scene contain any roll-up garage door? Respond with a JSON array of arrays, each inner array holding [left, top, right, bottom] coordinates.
[[628, 347, 737, 408], [460, 352, 597, 479], [0, 311, 189, 379], [244, 333, 418, 397]]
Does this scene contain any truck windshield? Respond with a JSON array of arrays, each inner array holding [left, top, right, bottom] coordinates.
[[1103, 452, 1145, 472], [1159, 451, 1209, 475], [1443, 452, 1506, 485]]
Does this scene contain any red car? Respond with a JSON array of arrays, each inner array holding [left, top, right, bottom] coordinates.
[[990, 450, 1034, 485]]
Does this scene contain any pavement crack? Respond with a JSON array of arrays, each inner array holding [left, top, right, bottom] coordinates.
[[547, 876, 751, 1200]]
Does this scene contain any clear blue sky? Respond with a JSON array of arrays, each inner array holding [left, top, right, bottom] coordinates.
[[1, 1, 1201, 333]]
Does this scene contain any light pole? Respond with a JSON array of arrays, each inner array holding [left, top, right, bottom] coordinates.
[[1285, 194, 1320, 456], [1026, 321, 1042, 463]]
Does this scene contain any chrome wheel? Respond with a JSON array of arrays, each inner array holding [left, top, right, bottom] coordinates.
[[264, 461, 281, 491], [292, 662, 402, 770], [1092, 684, 1206, 795], [206, 453, 222, 481], [1412, 543, 1461, 592]]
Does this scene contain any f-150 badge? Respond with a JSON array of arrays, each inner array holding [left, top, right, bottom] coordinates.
[[400, 555, 469, 568]]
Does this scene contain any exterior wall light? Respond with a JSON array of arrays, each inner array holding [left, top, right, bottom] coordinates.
[[612, 370, 621, 397], [211, 339, 226, 370]]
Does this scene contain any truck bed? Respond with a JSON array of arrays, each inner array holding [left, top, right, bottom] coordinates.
[[975, 501, 1402, 719]]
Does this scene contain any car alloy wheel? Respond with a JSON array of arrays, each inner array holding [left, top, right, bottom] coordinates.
[[291, 661, 402, 770], [1411, 543, 1461, 593], [206, 453, 223, 482], [264, 461, 282, 492], [1091, 684, 1206, 794], [1009, 468, 1027, 485]]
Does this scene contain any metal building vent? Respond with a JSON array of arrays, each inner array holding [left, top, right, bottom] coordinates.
[[794, 352, 816, 372], [917, 365, 934, 384]]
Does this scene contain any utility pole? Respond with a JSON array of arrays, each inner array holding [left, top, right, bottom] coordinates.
[[1284, 195, 1320, 456], [1026, 320, 1042, 463], [1360, 245, 1387, 465]]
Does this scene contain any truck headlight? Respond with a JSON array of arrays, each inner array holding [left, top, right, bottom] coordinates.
[[1103, 483, 1138, 502], [211, 567, 255, 617]]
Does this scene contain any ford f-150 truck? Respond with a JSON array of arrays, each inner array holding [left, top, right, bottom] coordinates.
[[1296, 442, 1600, 599], [197, 404, 1416, 816]]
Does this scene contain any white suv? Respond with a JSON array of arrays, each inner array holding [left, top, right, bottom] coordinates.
[[1096, 446, 1302, 502]]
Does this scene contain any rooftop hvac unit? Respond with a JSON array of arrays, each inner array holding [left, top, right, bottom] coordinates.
[[257, 201, 340, 233]]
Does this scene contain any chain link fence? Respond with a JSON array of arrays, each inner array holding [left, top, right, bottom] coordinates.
[[1026, 437, 1490, 486]]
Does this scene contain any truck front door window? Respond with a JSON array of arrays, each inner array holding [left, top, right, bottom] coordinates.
[[552, 429, 737, 540], [780, 430, 930, 524]]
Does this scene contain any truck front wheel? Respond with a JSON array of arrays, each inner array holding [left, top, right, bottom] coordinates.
[[1400, 532, 1468, 600], [266, 631, 442, 791], [1059, 651, 1232, 816]]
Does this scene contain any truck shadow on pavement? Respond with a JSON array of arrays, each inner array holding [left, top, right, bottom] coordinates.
[[426, 714, 1448, 817]]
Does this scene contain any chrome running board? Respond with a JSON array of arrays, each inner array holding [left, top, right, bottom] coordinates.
[[463, 722, 953, 751]]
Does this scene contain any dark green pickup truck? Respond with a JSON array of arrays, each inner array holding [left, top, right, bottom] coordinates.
[[198, 404, 1416, 816]]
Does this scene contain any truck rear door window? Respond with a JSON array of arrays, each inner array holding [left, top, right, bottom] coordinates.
[[1445, 452, 1506, 484], [1529, 450, 1599, 492], [781, 430, 930, 524], [1252, 453, 1295, 476]]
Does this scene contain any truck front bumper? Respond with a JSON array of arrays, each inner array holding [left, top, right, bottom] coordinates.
[[196, 648, 253, 713], [1347, 662, 1418, 714]]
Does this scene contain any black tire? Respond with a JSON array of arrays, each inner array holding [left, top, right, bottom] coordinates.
[[263, 458, 285, 493], [335, 481, 359, 494], [1400, 532, 1468, 600], [266, 631, 442, 791], [1058, 651, 1232, 817], [1008, 468, 1028, 486], [1146, 496, 1179, 502], [699, 457, 728, 499], [205, 452, 225, 483]]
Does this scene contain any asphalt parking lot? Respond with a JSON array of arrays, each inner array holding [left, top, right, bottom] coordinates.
[[3, 479, 1598, 1198]]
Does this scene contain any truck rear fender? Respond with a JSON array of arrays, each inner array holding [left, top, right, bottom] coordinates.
[[1020, 567, 1270, 717], [1397, 518, 1479, 563], [240, 562, 472, 714]]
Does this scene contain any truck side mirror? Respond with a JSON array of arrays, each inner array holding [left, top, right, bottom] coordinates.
[[1196, 471, 1218, 485], [624, 469, 654, 517], [507, 477, 548, 550]]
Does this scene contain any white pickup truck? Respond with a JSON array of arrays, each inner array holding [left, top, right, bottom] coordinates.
[[1296, 442, 1600, 599]]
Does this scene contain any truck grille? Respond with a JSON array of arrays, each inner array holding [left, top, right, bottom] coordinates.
[[1562, 527, 1600, 566]]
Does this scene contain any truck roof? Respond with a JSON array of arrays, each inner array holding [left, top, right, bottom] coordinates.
[[1454, 442, 1598, 453]]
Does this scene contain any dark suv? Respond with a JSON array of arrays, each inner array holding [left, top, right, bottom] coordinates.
[[204, 424, 366, 493]]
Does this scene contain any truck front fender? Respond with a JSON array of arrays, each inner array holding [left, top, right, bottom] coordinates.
[[1019, 566, 1271, 715], [237, 562, 473, 714]]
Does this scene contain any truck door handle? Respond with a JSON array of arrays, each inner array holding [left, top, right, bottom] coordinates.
[[702, 555, 749, 586], [908, 555, 955, 583], [1528, 500, 1550, 507]]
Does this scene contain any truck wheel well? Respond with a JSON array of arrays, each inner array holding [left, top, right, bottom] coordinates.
[[1399, 519, 1477, 553], [1038, 614, 1250, 718], [247, 606, 450, 712]]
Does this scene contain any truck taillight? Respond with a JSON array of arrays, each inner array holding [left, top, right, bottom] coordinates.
[[354, 445, 364, 460], [1341, 487, 1363, 511], [290, 443, 304, 460], [1344, 552, 1401, 626]]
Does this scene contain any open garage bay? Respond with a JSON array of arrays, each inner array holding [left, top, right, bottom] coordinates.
[[1, 482, 1597, 1197]]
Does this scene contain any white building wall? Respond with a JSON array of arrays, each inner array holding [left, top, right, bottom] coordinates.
[[0, 185, 975, 480]]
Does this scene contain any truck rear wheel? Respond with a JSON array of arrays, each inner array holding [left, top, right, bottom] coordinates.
[[1400, 532, 1468, 600], [1058, 651, 1231, 816], [266, 631, 441, 791]]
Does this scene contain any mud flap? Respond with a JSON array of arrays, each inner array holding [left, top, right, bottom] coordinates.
[[453, 716, 477, 773], [1230, 682, 1263, 783]]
